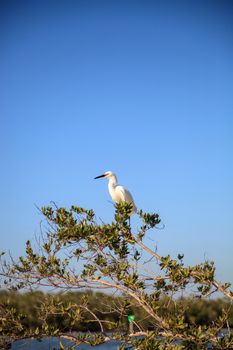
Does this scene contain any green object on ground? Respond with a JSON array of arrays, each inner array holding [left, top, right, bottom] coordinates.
[[128, 314, 135, 322]]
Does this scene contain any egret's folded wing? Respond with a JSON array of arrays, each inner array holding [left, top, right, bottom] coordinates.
[[116, 186, 137, 212]]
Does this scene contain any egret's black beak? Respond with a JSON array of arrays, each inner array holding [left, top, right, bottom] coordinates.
[[94, 174, 105, 179]]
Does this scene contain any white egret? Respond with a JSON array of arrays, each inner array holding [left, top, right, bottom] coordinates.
[[94, 171, 137, 214]]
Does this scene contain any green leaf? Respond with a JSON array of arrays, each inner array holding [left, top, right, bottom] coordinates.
[[59, 341, 65, 350]]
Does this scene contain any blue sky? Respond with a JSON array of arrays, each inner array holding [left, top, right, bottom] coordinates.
[[1, 0, 233, 285]]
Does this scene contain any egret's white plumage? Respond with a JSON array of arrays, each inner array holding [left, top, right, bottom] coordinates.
[[94, 171, 137, 214]]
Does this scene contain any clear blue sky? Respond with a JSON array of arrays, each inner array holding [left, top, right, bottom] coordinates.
[[1, 0, 233, 285]]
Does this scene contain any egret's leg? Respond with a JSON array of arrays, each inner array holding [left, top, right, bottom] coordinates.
[[128, 216, 131, 234]]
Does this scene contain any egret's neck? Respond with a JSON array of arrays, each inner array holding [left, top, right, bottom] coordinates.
[[108, 175, 118, 189]]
